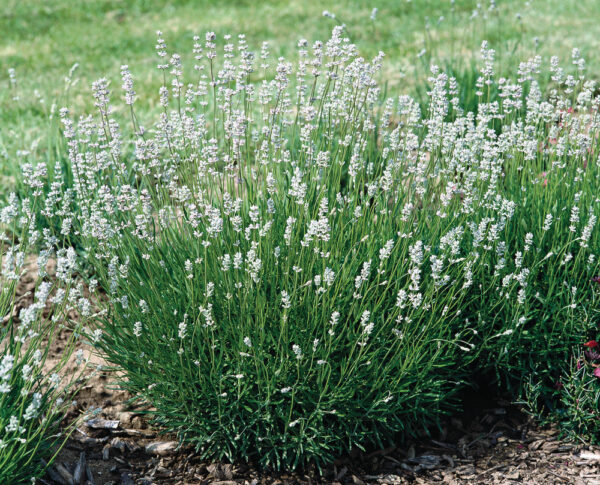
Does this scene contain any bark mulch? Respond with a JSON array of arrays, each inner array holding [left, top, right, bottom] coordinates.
[[40, 391, 600, 485]]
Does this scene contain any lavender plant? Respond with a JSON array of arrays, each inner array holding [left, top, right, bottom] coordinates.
[[0, 195, 89, 482], [39, 30, 600, 468]]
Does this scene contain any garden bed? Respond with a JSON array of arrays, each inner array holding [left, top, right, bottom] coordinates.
[[44, 382, 600, 485]]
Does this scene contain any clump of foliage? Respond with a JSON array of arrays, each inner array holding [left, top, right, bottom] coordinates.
[[532, 333, 600, 442], [37, 29, 600, 469], [0, 197, 89, 483]]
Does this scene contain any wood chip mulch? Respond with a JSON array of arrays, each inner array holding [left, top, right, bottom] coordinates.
[[39, 396, 600, 485]]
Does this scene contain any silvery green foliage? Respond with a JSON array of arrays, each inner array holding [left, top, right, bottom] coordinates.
[[0, 197, 90, 482], [40, 30, 600, 468]]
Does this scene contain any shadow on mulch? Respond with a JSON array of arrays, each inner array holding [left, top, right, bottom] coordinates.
[[41, 383, 600, 485]]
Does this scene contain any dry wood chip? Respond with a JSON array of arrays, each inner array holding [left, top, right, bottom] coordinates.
[[86, 418, 120, 430]]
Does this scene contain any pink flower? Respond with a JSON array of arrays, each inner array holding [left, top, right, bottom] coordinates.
[[593, 368, 600, 379]]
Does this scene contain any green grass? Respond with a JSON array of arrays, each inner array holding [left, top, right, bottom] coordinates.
[[1, 0, 600, 198]]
